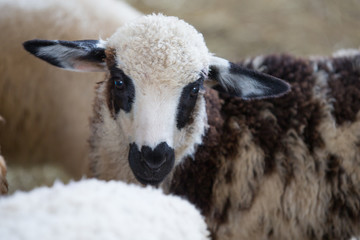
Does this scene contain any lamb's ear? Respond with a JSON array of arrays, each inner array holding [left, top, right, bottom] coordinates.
[[207, 56, 290, 100], [23, 39, 107, 72]]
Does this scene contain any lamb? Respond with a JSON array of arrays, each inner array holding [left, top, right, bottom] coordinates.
[[0, 179, 209, 240], [23, 14, 360, 240], [0, 0, 141, 178]]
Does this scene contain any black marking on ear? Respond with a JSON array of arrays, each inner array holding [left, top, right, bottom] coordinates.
[[176, 77, 204, 129], [23, 40, 64, 68], [229, 63, 290, 99], [107, 66, 135, 115], [208, 65, 220, 82], [74, 40, 106, 63], [23, 39, 106, 71], [209, 62, 290, 100]]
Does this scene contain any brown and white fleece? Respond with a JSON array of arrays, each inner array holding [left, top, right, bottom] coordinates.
[[170, 52, 360, 240], [22, 14, 360, 240]]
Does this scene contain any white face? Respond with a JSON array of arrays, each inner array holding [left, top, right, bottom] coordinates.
[[104, 62, 208, 182], [103, 15, 211, 184]]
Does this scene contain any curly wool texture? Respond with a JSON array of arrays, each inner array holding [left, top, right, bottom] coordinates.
[[0, 179, 209, 240], [107, 14, 210, 86], [170, 51, 360, 240]]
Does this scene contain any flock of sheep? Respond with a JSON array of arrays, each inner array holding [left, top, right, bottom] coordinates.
[[1, 0, 360, 240]]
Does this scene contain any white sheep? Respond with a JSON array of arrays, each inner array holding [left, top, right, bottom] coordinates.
[[23, 14, 360, 240], [0, 179, 209, 240], [0, 0, 141, 178]]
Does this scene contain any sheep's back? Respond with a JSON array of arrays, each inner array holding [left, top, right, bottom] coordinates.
[[170, 52, 360, 240]]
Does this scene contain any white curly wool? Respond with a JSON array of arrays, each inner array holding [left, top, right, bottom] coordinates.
[[0, 179, 209, 240], [107, 14, 210, 87]]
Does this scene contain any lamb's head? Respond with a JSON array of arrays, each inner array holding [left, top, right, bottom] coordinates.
[[23, 14, 290, 185]]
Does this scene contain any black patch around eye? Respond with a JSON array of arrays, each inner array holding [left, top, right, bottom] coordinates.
[[107, 66, 135, 115], [176, 77, 204, 129]]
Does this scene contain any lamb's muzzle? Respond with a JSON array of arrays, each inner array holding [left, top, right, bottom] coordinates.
[[129, 142, 175, 185]]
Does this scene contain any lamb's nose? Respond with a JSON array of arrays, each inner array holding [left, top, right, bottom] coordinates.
[[140, 142, 174, 170], [128, 142, 175, 185]]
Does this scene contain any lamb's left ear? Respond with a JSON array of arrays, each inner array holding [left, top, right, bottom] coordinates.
[[207, 56, 290, 100], [23, 39, 107, 72]]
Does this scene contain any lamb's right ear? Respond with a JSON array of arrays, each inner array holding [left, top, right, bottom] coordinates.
[[207, 56, 290, 100], [23, 39, 107, 72]]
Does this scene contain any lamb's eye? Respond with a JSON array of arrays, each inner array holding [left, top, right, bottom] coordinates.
[[190, 86, 199, 96], [114, 79, 125, 90]]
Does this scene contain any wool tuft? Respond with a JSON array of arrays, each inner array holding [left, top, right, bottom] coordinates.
[[0, 179, 209, 240]]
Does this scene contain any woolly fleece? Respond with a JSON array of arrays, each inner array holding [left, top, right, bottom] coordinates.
[[107, 14, 210, 86], [0, 179, 209, 240]]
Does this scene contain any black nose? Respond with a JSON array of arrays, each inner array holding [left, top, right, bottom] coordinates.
[[128, 142, 175, 185]]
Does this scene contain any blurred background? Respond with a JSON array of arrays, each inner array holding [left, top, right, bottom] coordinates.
[[3, 0, 360, 193], [125, 0, 360, 60]]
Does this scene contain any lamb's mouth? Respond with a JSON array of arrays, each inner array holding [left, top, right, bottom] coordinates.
[[133, 173, 164, 186]]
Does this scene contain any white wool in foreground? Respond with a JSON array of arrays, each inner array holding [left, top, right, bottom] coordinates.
[[0, 179, 209, 240]]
